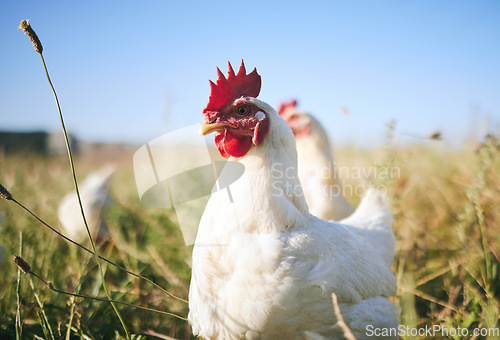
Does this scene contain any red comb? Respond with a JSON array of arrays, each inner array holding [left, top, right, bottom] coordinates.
[[203, 60, 261, 114], [278, 99, 298, 116]]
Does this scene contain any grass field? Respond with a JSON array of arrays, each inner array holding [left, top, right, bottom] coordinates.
[[0, 133, 499, 339]]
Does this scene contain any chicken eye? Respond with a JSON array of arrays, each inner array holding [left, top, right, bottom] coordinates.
[[236, 106, 249, 116]]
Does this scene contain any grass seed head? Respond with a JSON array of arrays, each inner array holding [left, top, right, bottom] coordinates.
[[14, 255, 31, 273], [0, 184, 13, 200], [429, 131, 442, 140], [18, 20, 43, 54]]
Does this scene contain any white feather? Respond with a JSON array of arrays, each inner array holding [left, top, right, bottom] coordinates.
[[340, 188, 396, 267]]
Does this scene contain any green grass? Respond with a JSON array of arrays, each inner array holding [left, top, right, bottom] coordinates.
[[0, 152, 192, 339], [337, 137, 500, 339], [0, 137, 498, 339]]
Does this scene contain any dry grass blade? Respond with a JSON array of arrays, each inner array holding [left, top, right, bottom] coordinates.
[[413, 289, 458, 312], [15, 233, 23, 340], [331, 293, 356, 340], [140, 330, 180, 340], [414, 252, 483, 287], [28, 277, 55, 340], [147, 245, 188, 292]]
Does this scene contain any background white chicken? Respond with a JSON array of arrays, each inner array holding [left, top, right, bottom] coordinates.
[[279, 100, 395, 267], [58, 165, 114, 242], [278, 100, 353, 221], [189, 61, 398, 339]]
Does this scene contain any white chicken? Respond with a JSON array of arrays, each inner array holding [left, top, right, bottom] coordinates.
[[189, 61, 398, 339], [278, 100, 395, 267], [58, 165, 114, 242], [278, 100, 353, 221]]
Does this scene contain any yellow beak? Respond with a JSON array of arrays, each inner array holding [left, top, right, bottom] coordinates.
[[200, 122, 232, 136]]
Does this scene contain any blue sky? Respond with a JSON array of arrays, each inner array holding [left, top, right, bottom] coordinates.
[[1, 0, 499, 146]]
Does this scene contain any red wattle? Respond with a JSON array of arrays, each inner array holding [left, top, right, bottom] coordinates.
[[214, 130, 252, 159], [252, 119, 270, 146], [215, 132, 230, 158]]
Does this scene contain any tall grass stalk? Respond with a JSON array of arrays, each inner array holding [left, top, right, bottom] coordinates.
[[472, 140, 494, 292], [373, 120, 398, 195], [15, 232, 22, 340], [65, 286, 78, 339], [40, 42, 131, 340], [28, 277, 55, 340], [19, 20, 130, 339]]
